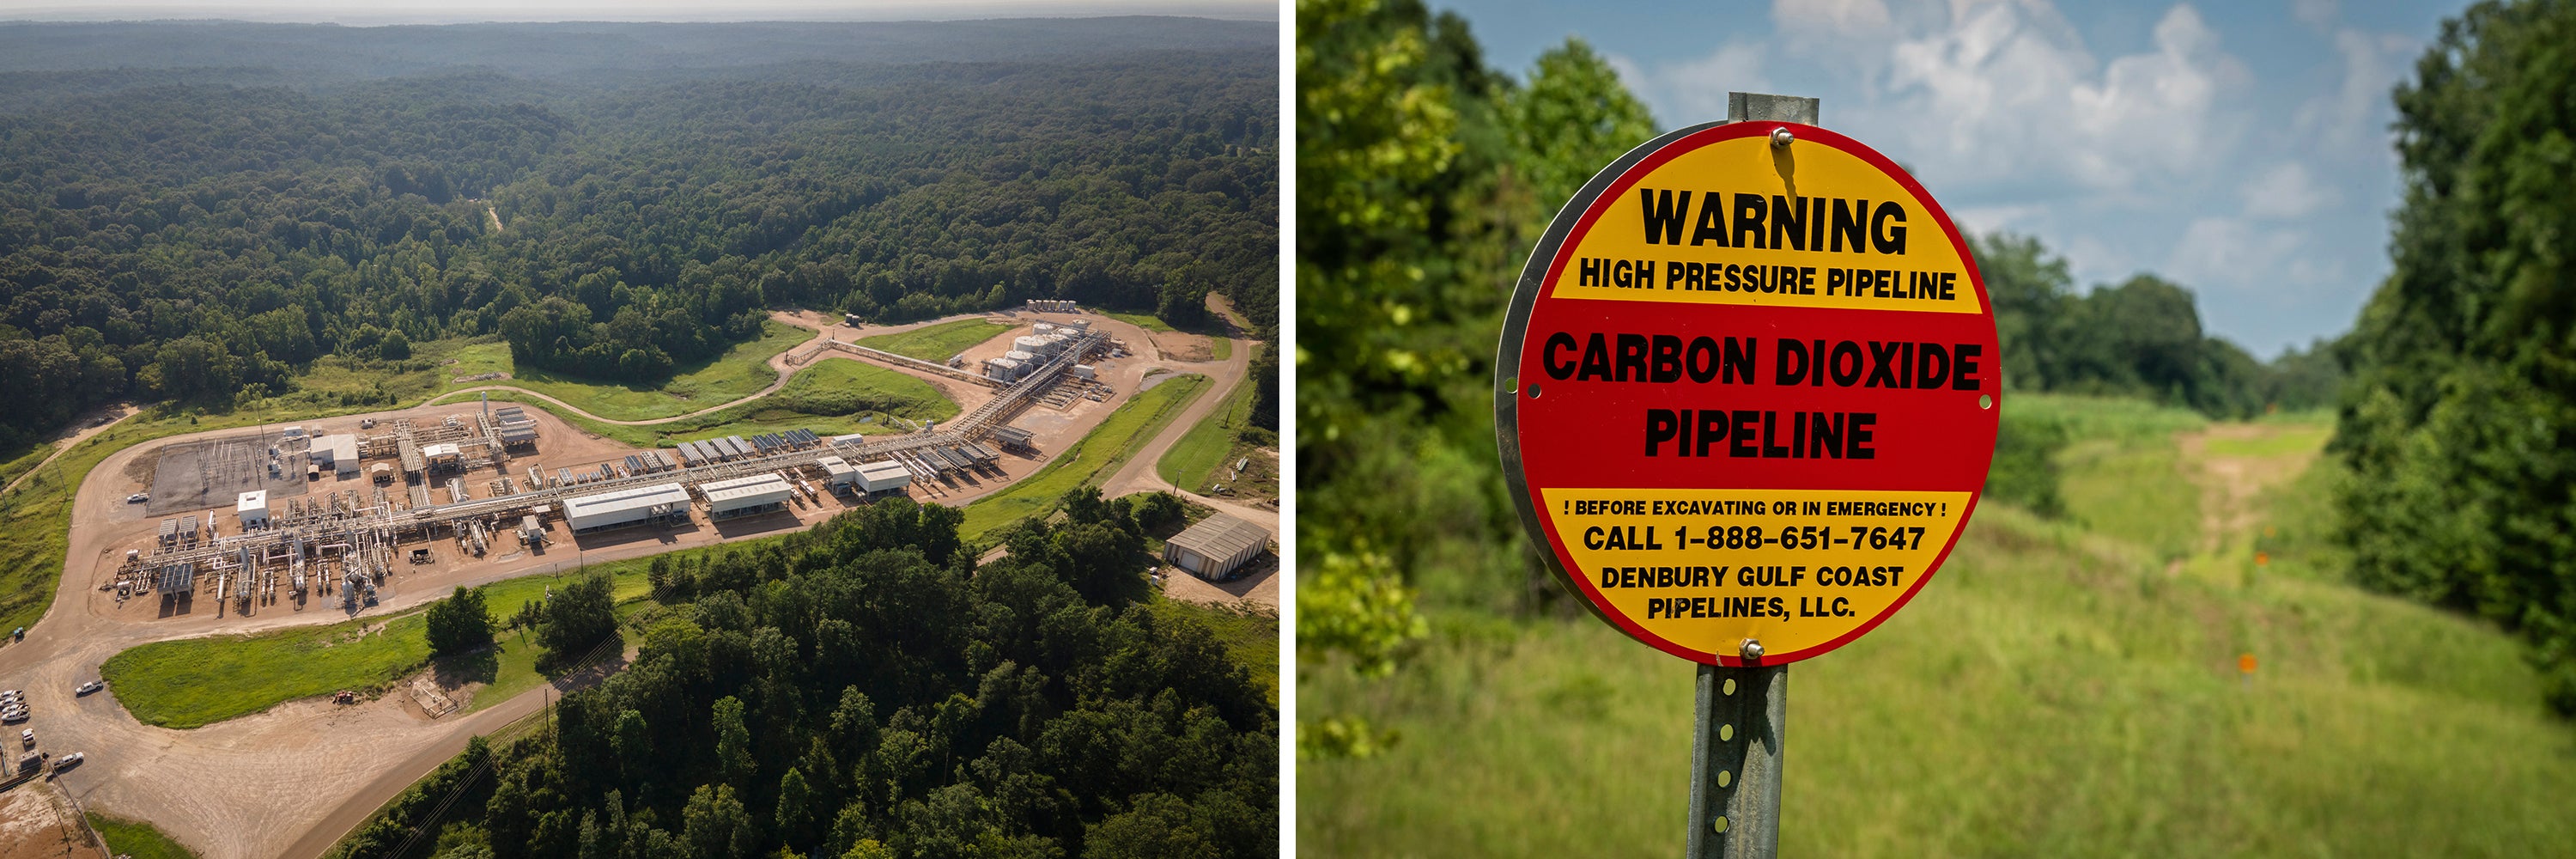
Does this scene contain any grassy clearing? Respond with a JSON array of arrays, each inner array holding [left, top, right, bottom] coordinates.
[[1304, 399, 2576, 857], [959, 374, 1212, 540], [857, 318, 1014, 362], [1211, 336, 1231, 361], [1302, 509, 2576, 857], [100, 564, 654, 728], [436, 320, 811, 421], [1098, 311, 1175, 332], [2027, 393, 2207, 562], [1157, 352, 1265, 492], [1149, 596, 1277, 704], [102, 611, 434, 729], [447, 359, 960, 449], [88, 813, 199, 859]]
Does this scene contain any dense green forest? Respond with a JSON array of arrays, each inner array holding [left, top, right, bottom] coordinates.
[[1294, 0, 2359, 734], [0, 19, 1277, 451], [337, 493, 1275, 859], [2331, 0, 2576, 714]]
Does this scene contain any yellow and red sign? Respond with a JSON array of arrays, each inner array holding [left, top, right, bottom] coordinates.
[[1498, 121, 1999, 665]]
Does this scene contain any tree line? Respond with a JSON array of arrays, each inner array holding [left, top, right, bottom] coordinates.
[[0, 34, 1276, 453], [2329, 0, 2576, 716]]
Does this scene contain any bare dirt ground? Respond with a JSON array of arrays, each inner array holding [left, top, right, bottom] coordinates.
[[3, 308, 1223, 859], [1158, 553, 1280, 609], [0, 781, 107, 859], [2177, 423, 2319, 556]]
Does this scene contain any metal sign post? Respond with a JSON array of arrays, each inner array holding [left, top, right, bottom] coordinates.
[[1685, 93, 1813, 859]]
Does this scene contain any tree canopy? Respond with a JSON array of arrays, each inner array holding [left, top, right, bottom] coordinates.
[[2330, 0, 2576, 715], [339, 495, 1275, 859], [0, 21, 1276, 452]]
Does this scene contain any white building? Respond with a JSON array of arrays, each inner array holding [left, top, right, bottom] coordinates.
[[698, 474, 793, 520], [1163, 514, 1271, 581], [308, 434, 361, 476], [562, 483, 691, 534], [235, 490, 270, 528], [817, 455, 859, 489], [856, 460, 913, 494]]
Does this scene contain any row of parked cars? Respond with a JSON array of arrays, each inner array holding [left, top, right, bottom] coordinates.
[[3, 682, 98, 776]]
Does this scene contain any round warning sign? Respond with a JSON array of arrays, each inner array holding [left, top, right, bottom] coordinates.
[[1495, 120, 2000, 666]]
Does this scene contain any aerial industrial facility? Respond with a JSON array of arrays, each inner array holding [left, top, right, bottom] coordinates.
[[108, 327, 1115, 618]]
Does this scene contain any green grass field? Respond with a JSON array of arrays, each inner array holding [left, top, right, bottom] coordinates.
[[447, 358, 959, 449], [102, 612, 434, 729], [1157, 353, 1262, 491], [88, 813, 199, 859], [1098, 311, 1175, 332], [857, 318, 1015, 362], [959, 374, 1212, 540], [434, 320, 811, 421], [1212, 336, 1231, 361], [1301, 399, 2576, 857], [100, 565, 654, 728]]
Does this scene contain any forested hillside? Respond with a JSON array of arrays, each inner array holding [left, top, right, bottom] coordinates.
[[0, 19, 1276, 452], [335, 494, 1276, 859], [2332, 0, 2576, 714]]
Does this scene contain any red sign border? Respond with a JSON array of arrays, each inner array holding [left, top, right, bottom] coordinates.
[[1494, 119, 1996, 667]]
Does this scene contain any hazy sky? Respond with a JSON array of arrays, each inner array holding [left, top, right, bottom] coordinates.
[[0, 0, 1277, 23], [1435, 0, 2469, 356]]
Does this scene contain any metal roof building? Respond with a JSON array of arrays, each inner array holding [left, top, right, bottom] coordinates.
[[562, 482, 691, 534], [1163, 514, 1271, 581], [856, 460, 913, 494], [698, 474, 793, 520], [235, 490, 270, 528], [817, 455, 858, 488], [310, 434, 361, 475]]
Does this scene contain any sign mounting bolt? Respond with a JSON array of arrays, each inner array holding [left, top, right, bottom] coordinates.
[[1740, 638, 1765, 661], [1770, 127, 1795, 148]]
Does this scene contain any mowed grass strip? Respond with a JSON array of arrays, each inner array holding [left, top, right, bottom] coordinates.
[[1157, 353, 1259, 491], [961, 374, 1211, 539], [437, 320, 811, 421], [102, 565, 655, 728], [857, 318, 1014, 362], [88, 813, 199, 859]]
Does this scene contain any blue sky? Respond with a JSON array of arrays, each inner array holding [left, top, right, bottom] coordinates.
[[1434, 0, 2469, 357]]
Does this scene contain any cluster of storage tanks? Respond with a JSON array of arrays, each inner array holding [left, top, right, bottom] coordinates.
[[982, 320, 1094, 382]]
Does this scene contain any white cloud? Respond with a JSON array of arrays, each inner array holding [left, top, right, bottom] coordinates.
[[2291, 0, 2338, 32], [2293, 27, 2413, 162], [1613, 42, 1771, 126], [1773, 0, 1896, 41], [2241, 161, 2336, 219]]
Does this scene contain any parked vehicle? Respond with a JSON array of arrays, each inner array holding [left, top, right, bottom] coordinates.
[[3, 711, 27, 724], [74, 680, 100, 696], [125, 493, 148, 503], [52, 752, 80, 770], [18, 729, 30, 746]]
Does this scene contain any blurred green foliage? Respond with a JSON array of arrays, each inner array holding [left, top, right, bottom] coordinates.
[[2332, 0, 2576, 716]]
